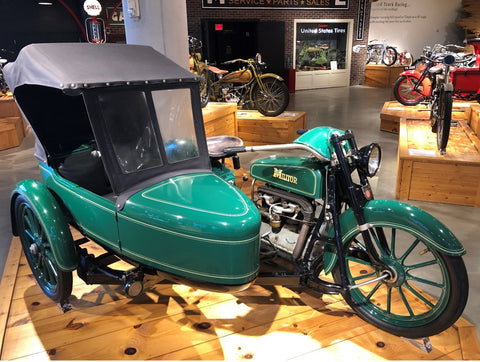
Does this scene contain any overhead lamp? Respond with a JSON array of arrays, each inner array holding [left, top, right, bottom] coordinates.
[[38, 2, 53, 5]]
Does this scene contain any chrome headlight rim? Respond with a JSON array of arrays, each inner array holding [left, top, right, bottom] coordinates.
[[359, 143, 381, 177]]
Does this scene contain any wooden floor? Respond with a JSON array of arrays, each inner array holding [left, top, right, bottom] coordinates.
[[1, 235, 479, 360]]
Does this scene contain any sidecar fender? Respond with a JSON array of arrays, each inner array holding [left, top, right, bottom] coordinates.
[[323, 199, 465, 274], [259, 73, 285, 82], [11, 179, 78, 272]]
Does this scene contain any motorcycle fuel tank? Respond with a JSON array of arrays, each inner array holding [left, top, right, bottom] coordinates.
[[221, 69, 252, 83], [250, 156, 325, 199]]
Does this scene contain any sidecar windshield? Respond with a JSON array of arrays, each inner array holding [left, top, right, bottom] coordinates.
[[98, 88, 198, 174]]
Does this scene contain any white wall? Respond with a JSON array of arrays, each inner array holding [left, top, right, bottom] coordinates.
[[121, 0, 189, 70], [369, 0, 465, 59]]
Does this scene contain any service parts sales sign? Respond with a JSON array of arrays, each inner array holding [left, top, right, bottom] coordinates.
[[202, 0, 349, 9]]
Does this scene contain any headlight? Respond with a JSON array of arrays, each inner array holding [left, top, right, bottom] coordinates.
[[358, 143, 381, 177]]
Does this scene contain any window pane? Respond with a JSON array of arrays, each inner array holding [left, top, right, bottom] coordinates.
[[295, 22, 348, 71], [152, 89, 199, 163], [98, 91, 163, 173]]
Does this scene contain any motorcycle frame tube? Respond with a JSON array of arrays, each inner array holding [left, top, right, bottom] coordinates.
[[323, 199, 466, 274], [10, 179, 78, 271]]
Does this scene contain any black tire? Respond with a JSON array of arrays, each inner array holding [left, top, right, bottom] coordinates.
[[436, 89, 452, 154], [199, 68, 210, 108], [332, 225, 468, 339], [382, 46, 397, 66], [251, 77, 289, 117], [393, 76, 425, 106], [14, 195, 72, 303]]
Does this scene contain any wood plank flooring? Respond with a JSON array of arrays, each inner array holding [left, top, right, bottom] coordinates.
[[1, 234, 479, 360]]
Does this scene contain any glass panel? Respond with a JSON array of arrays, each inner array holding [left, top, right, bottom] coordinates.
[[152, 89, 199, 163], [295, 22, 348, 71], [98, 91, 163, 173]]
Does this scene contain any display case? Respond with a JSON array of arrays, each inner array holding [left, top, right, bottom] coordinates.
[[294, 19, 353, 90]]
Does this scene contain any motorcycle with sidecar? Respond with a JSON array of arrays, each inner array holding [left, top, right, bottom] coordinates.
[[5, 43, 468, 340]]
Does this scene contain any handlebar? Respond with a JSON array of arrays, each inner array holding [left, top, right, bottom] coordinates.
[[223, 143, 330, 162]]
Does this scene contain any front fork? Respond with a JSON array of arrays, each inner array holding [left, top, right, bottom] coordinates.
[[328, 132, 390, 290]]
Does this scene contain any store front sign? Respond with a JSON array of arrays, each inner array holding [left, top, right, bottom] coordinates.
[[202, 0, 349, 10]]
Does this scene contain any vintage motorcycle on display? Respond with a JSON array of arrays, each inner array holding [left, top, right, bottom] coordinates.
[[208, 53, 290, 117], [393, 40, 480, 153], [366, 39, 397, 66], [188, 36, 210, 108], [5, 43, 468, 340]]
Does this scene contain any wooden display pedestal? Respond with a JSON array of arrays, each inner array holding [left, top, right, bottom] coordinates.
[[396, 118, 480, 207], [1, 234, 479, 360], [364, 64, 404, 88], [236, 110, 306, 145], [0, 95, 26, 151], [380, 101, 472, 134], [202, 102, 237, 138]]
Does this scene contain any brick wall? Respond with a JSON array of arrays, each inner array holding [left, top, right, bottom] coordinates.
[[186, 0, 371, 85]]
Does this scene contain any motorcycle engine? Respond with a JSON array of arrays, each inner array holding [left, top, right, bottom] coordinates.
[[221, 85, 242, 104], [255, 185, 315, 259]]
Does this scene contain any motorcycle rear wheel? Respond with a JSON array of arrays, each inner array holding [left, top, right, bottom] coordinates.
[[332, 225, 468, 339], [251, 77, 289, 117], [382, 46, 397, 66], [393, 75, 425, 106], [14, 195, 73, 304], [199, 68, 210, 108]]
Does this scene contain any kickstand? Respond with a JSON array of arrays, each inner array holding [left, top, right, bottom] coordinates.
[[402, 337, 433, 353], [58, 299, 72, 313]]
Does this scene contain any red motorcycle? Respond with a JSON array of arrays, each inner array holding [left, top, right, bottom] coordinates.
[[393, 39, 480, 106]]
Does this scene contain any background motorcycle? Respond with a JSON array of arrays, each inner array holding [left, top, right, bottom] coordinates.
[[208, 53, 289, 117], [208, 127, 468, 339], [429, 53, 456, 154], [366, 39, 397, 66], [188, 36, 210, 108]]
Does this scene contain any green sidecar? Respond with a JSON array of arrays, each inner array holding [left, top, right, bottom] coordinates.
[[5, 43, 260, 308]]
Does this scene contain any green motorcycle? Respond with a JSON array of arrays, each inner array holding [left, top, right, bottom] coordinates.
[[5, 43, 468, 340]]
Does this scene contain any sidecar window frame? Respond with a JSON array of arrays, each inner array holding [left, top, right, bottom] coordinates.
[[83, 82, 211, 209]]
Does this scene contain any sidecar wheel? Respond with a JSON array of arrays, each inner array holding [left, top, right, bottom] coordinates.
[[332, 226, 468, 338], [14, 195, 72, 304]]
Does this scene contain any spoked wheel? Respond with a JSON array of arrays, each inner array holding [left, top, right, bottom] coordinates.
[[199, 68, 210, 108], [333, 225, 468, 339], [14, 195, 72, 304], [435, 88, 452, 154], [393, 76, 425, 106], [382, 46, 397, 66], [251, 77, 289, 117]]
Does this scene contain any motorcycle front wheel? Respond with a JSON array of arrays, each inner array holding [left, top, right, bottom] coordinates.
[[393, 75, 425, 106], [436, 88, 453, 154], [251, 77, 289, 117], [382, 46, 397, 66], [332, 225, 468, 339]]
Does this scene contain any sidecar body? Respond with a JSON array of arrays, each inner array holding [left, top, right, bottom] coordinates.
[[5, 43, 260, 294]]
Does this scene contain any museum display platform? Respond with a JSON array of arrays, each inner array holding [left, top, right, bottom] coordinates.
[[379, 101, 480, 207], [0, 95, 27, 151], [203, 102, 306, 146], [364, 64, 404, 88], [1, 231, 479, 360]]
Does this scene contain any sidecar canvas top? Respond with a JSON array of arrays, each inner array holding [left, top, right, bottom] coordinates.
[[4, 43, 210, 204], [4, 42, 196, 91]]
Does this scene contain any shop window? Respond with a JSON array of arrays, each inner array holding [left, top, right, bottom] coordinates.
[[295, 21, 349, 71]]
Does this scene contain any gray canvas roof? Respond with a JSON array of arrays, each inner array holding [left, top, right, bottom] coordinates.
[[4, 42, 197, 92]]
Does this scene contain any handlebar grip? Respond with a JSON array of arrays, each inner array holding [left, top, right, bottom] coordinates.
[[223, 146, 246, 154]]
